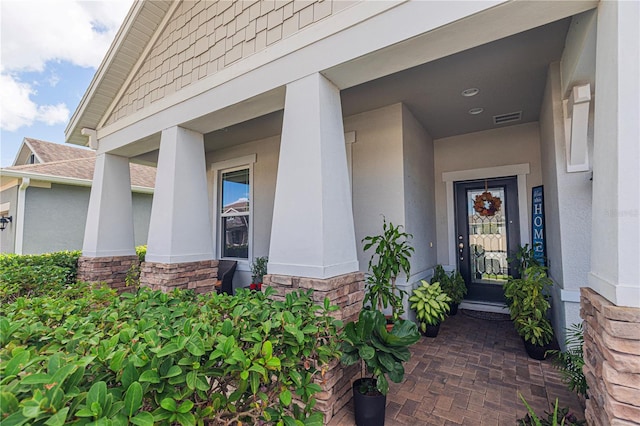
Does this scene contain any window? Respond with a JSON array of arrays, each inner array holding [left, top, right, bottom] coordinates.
[[220, 167, 250, 259], [27, 154, 35, 164]]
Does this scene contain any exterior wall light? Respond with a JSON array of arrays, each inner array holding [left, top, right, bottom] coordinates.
[[0, 216, 12, 231]]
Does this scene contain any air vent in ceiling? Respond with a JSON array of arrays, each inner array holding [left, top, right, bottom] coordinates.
[[493, 111, 522, 125]]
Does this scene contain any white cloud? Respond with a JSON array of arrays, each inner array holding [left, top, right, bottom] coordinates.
[[0, 0, 131, 132], [1, 0, 133, 72], [0, 73, 69, 131]]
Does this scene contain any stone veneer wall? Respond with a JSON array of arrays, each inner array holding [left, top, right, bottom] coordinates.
[[140, 260, 218, 294], [77, 255, 139, 293], [580, 287, 640, 425], [263, 272, 365, 423]]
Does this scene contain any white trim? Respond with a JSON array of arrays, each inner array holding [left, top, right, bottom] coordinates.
[[443, 164, 531, 265], [560, 289, 581, 303], [345, 131, 356, 192], [211, 154, 257, 263], [15, 178, 30, 254], [267, 261, 360, 280], [98, 1, 181, 130], [459, 300, 510, 314], [144, 252, 217, 264], [588, 272, 640, 309], [0, 202, 9, 212], [0, 169, 153, 194]]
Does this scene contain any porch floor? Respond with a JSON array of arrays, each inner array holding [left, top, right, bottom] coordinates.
[[328, 310, 584, 425]]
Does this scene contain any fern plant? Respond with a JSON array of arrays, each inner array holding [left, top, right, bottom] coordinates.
[[548, 323, 588, 398]]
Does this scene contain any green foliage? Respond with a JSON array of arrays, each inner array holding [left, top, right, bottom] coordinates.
[[548, 323, 588, 398], [340, 309, 420, 396], [250, 256, 268, 283], [409, 281, 452, 331], [0, 285, 341, 425], [0, 251, 81, 303], [362, 218, 414, 319], [430, 265, 467, 304], [504, 264, 554, 346], [135, 246, 147, 263], [510, 244, 541, 276], [518, 394, 585, 426]]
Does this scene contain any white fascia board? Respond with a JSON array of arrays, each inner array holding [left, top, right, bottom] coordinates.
[[0, 169, 153, 194], [64, 0, 144, 142]]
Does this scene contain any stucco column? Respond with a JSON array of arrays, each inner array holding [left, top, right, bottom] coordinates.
[[268, 72, 358, 279], [581, 2, 640, 425], [588, 0, 639, 308], [145, 126, 214, 263], [82, 153, 135, 257], [78, 153, 137, 291]]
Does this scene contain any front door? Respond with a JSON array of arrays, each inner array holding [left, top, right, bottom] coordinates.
[[454, 177, 520, 303]]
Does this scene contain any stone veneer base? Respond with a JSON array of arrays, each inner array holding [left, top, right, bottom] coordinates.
[[263, 272, 365, 424], [139, 259, 218, 294], [77, 255, 139, 292], [581, 287, 640, 425]]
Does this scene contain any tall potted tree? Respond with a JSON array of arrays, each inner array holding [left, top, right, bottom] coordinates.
[[362, 218, 414, 320], [341, 309, 420, 426]]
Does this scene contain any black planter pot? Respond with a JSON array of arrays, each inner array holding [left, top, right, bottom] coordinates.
[[449, 303, 459, 316], [353, 378, 386, 426], [423, 323, 440, 338], [523, 339, 548, 360]]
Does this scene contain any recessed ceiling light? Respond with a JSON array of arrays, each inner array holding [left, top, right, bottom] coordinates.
[[468, 107, 484, 115], [462, 88, 480, 97]]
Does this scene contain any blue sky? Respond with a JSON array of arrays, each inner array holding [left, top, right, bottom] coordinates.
[[1, 0, 133, 167]]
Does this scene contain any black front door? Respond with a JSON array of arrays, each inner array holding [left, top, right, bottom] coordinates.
[[455, 177, 520, 303]]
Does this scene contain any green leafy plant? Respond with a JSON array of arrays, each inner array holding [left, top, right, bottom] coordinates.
[[250, 256, 268, 284], [340, 309, 420, 396], [409, 281, 451, 331], [362, 218, 414, 319], [431, 265, 467, 304], [548, 323, 588, 398], [504, 264, 554, 346], [0, 282, 341, 425], [518, 393, 585, 426], [510, 244, 541, 276]]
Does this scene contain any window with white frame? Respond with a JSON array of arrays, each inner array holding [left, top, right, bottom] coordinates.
[[218, 164, 252, 259]]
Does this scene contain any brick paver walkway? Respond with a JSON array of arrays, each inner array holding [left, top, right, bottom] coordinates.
[[329, 310, 585, 425]]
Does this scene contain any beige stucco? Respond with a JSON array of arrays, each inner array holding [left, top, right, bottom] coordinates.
[[433, 122, 544, 265], [106, 0, 358, 126]]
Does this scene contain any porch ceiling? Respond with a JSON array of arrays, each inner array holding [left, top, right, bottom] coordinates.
[[203, 17, 570, 147]]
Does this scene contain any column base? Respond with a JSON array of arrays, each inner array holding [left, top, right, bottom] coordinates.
[[77, 255, 139, 292], [264, 272, 365, 423], [140, 260, 218, 294], [581, 287, 640, 425]]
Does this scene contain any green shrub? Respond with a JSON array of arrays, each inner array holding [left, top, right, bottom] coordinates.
[[518, 394, 585, 426], [0, 286, 341, 425], [548, 323, 588, 398], [0, 251, 81, 303], [135, 245, 147, 263]]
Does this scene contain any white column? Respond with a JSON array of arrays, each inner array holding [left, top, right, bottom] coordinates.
[[83, 153, 135, 257], [146, 126, 214, 264], [589, 0, 640, 307], [268, 73, 358, 279]]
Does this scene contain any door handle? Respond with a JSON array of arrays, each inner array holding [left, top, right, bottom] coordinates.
[[458, 236, 464, 260]]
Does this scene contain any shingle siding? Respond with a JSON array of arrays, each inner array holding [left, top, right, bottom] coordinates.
[[106, 0, 358, 126]]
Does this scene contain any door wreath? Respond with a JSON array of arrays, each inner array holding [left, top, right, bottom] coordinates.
[[473, 191, 502, 217]]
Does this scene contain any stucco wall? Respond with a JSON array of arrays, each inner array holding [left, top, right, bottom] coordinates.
[[433, 122, 544, 266], [345, 103, 405, 273], [539, 63, 592, 344], [107, 0, 357, 126], [0, 185, 18, 253], [20, 184, 152, 255], [205, 134, 281, 289], [401, 104, 436, 282]]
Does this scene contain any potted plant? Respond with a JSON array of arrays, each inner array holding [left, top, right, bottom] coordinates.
[[504, 263, 554, 359], [431, 265, 467, 315], [362, 218, 414, 321], [249, 256, 268, 291], [341, 309, 420, 426], [409, 280, 452, 337]]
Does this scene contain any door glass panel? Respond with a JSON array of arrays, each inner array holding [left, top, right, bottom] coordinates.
[[467, 187, 508, 285]]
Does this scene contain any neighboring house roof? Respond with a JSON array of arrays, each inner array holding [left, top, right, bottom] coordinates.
[[2, 138, 156, 191], [22, 138, 95, 163]]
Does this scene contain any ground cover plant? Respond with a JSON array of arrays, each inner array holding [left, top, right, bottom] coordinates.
[[0, 261, 341, 426]]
